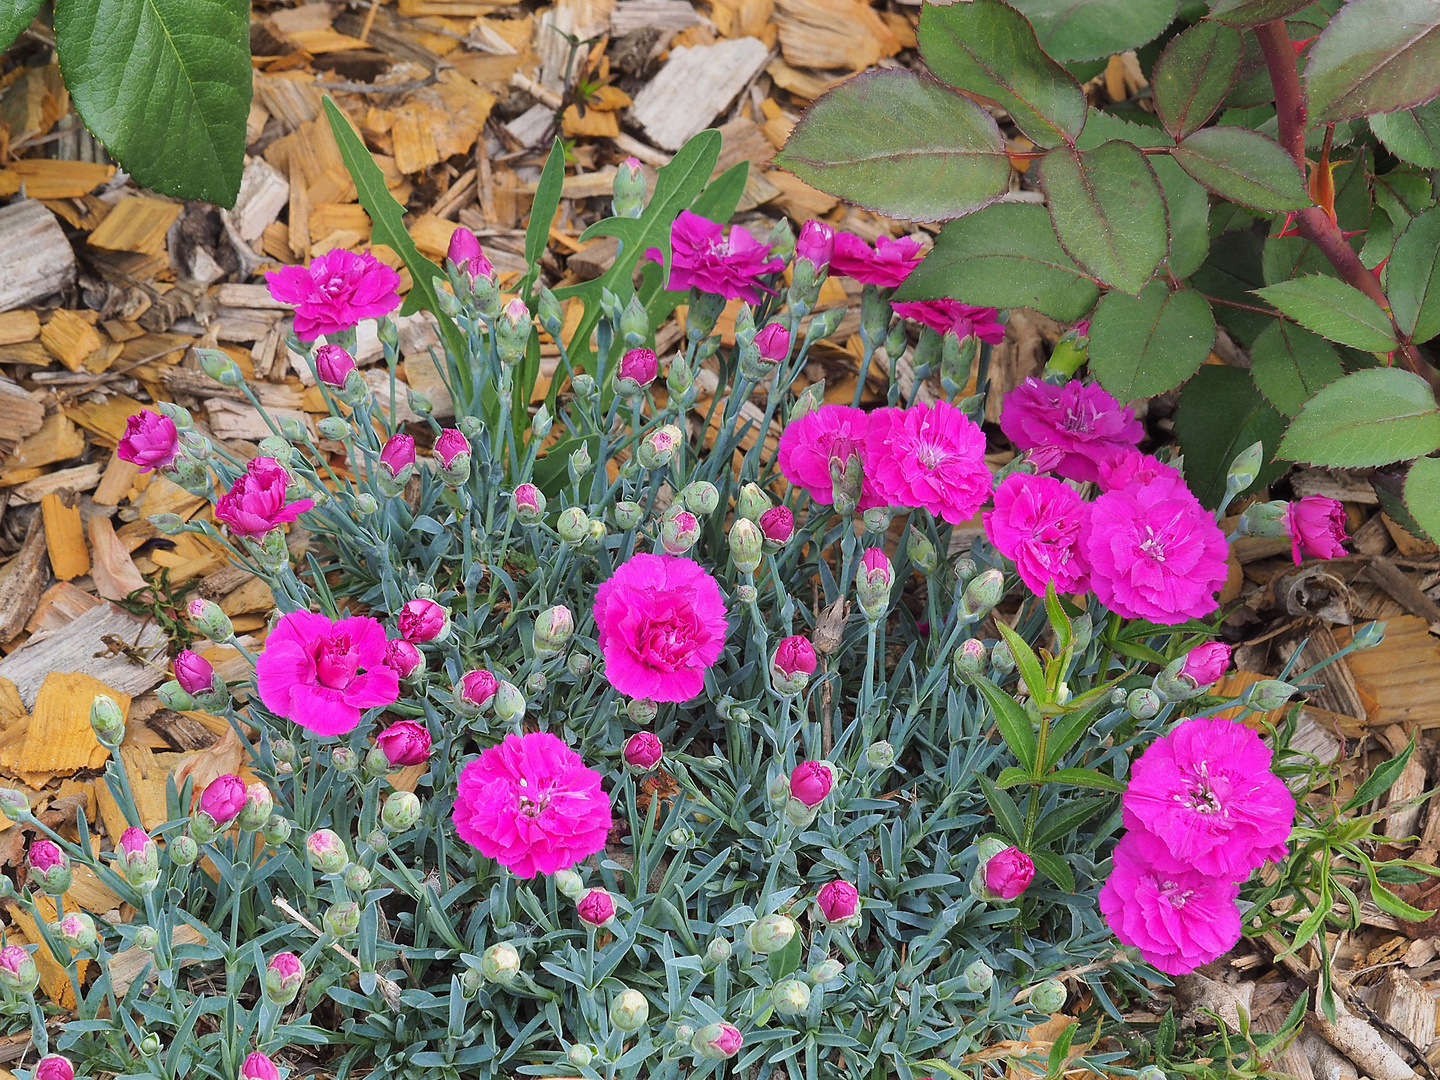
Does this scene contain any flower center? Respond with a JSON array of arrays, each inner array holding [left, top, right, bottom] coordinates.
[[516, 776, 552, 817], [915, 438, 949, 469], [1138, 526, 1166, 563], [314, 634, 360, 688], [1159, 880, 1194, 909], [1180, 762, 1223, 814], [321, 273, 349, 297]]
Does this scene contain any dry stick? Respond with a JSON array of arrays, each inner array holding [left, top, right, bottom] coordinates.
[[273, 895, 402, 1007], [358, 0, 382, 44], [1306, 996, 1419, 1080], [1254, 19, 1429, 381]]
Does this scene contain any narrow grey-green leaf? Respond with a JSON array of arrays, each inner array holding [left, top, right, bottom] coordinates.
[[1280, 368, 1440, 466], [1387, 205, 1440, 342], [776, 68, 1009, 222], [894, 202, 1099, 321], [1403, 455, 1440, 543], [1249, 319, 1345, 416], [1172, 127, 1310, 211], [54, 0, 252, 206], [1153, 22, 1244, 140], [1087, 282, 1215, 400], [917, 0, 1087, 147], [1371, 99, 1440, 167], [0, 0, 42, 51], [1007, 0, 1178, 61], [1303, 0, 1440, 125], [1175, 365, 1289, 508], [1037, 140, 1168, 295], [1208, 0, 1312, 26], [1255, 276, 1398, 352]]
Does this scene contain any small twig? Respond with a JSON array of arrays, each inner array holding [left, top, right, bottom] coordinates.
[[314, 73, 438, 95], [357, 0, 381, 44], [273, 895, 402, 1006]]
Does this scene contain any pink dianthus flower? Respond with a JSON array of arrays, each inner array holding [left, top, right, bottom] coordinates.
[[1096, 449, 1182, 493], [867, 401, 991, 524], [255, 611, 399, 736], [983, 473, 1090, 596], [829, 232, 925, 287], [214, 456, 313, 538], [593, 554, 728, 702], [891, 300, 1005, 344], [645, 210, 784, 302], [451, 732, 612, 878], [117, 410, 179, 472], [775, 404, 887, 510], [1288, 496, 1348, 564], [265, 248, 402, 341], [1080, 472, 1229, 624], [1000, 377, 1144, 484]]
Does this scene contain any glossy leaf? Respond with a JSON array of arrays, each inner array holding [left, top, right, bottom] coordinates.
[[1007, 0, 1179, 61], [776, 69, 1010, 221], [1344, 735, 1415, 812], [1387, 206, 1440, 342], [1153, 22, 1244, 139], [1280, 368, 1440, 466], [55, 0, 252, 206], [1172, 127, 1310, 211], [1032, 797, 1111, 846], [895, 202, 1099, 321], [1028, 850, 1076, 893], [1175, 365, 1288, 508], [977, 775, 1027, 844], [972, 676, 1038, 773], [1208, 0, 1312, 27], [1403, 455, 1440, 543], [1371, 99, 1440, 168], [1304, 0, 1440, 125], [997, 620, 1048, 707], [1037, 140, 1168, 295], [1255, 276, 1398, 352], [1248, 319, 1345, 417], [0, 0, 42, 51], [1044, 768, 1126, 793], [918, 0, 1087, 147], [1087, 281, 1216, 400]]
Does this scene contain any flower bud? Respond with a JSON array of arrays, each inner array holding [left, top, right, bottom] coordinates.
[[376, 720, 430, 768], [306, 829, 348, 874], [200, 773, 247, 827], [755, 321, 792, 366], [567, 442, 592, 484], [89, 693, 127, 748], [566, 1044, 594, 1067], [28, 840, 71, 894], [34, 1056, 73, 1080], [830, 451, 864, 516], [1247, 679, 1298, 711], [512, 483, 546, 525], [314, 344, 356, 387], [493, 680, 526, 724], [704, 936, 732, 967], [864, 740, 895, 770], [56, 912, 96, 952], [905, 527, 938, 575], [771, 635, 817, 695], [759, 506, 793, 548], [577, 887, 616, 928], [353, 491, 378, 514], [456, 668, 498, 714], [138, 1033, 162, 1057], [733, 483, 769, 524], [317, 415, 351, 441], [773, 978, 811, 1016], [264, 815, 293, 847], [790, 761, 833, 808], [566, 652, 593, 678], [495, 297, 532, 365], [961, 568, 1005, 620], [331, 746, 359, 773], [187, 597, 234, 643], [623, 732, 663, 773], [379, 433, 416, 484], [612, 500, 644, 531], [532, 605, 574, 658], [1226, 439, 1264, 494], [976, 836, 1007, 867], [169, 834, 199, 867], [1127, 688, 1161, 720], [691, 1022, 743, 1060], [964, 958, 994, 993], [746, 913, 795, 954], [856, 547, 893, 622], [610, 987, 650, 1031], [612, 156, 647, 218], [240, 1051, 281, 1080], [661, 510, 701, 555], [0, 945, 38, 995], [983, 846, 1035, 900], [1030, 979, 1067, 1014], [118, 827, 160, 893], [174, 649, 219, 702], [1135, 1067, 1167, 1080], [343, 863, 372, 891], [554, 869, 585, 899], [682, 480, 720, 516], [398, 597, 450, 644], [990, 639, 1016, 675], [481, 941, 520, 984], [816, 879, 860, 926], [615, 347, 659, 398], [637, 425, 682, 470], [557, 507, 590, 544], [324, 900, 361, 938], [197, 347, 243, 386], [667, 351, 695, 397], [1180, 642, 1231, 688], [952, 638, 987, 680], [1236, 498, 1289, 539], [381, 790, 422, 832], [134, 925, 160, 951]]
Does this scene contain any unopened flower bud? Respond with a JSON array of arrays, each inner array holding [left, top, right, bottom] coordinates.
[[816, 879, 861, 926], [133, 925, 160, 951], [990, 639, 1016, 675], [263, 814, 293, 847], [759, 505, 793, 548], [667, 352, 694, 397], [200, 773, 247, 827], [746, 913, 795, 954], [331, 746, 359, 773], [907, 526, 937, 573], [353, 492, 377, 514], [612, 500, 644, 530], [1127, 688, 1161, 719], [28, 839, 70, 894], [1226, 439, 1264, 494], [861, 507, 891, 536], [89, 693, 127, 747], [661, 510, 701, 555], [1352, 620, 1386, 649], [481, 941, 520, 984], [197, 347, 243, 386], [612, 156, 648, 218], [187, 597, 234, 643], [856, 547, 893, 622], [493, 680, 526, 724], [610, 987, 650, 1031], [962, 568, 1004, 620], [864, 741, 895, 770], [1247, 679, 1298, 711], [382, 791, 422, 832], [512, 483, 546, 525], [306, 829, 348, 874], [729, 517, 763, 574], [572, 373, 597, 399], [379, 433, 416, 489], [577, 887, 616, 927], [554, 869, 585, 899], [240, 1052, 281, 1080], [704, 936, 732, 966], [771, 635, 817, 695], [568, 442, 592, 483], [733, 483, 769, 524], [532, 605, 574, 657], [964, 958, 994, 993], [0, 789, 28, 822], [55, 912, 96, 952], [615, 347, 658, 398], [34, 1056, 74, 1080], [324, 900, 361, 938], [566, 1044, 594, 1067], [169, 834, 199, 867], [623, 732, 663, 773], [118, 827, 160, 893], [638, 425, 682, 470], [1030, 979, 1067, 1014], [567, 652, 592, 677], [773, 978, 811, 1015], [691, 1022, 743, 1060], [0, 946, 38, 995], [682, 480, 719, 515], [953, 638, 988, 680], [982, 846, 1035, 900], [557, 507, 590, 544], [343, 863, 372, 891]]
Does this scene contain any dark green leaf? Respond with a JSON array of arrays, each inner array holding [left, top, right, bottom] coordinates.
[[1043, 705, 1102, 770], [1403, 455, 1440, 542], [1371, 99, 1440, 167], [1008, 0, 1179, 61], [1044, 582, 1072, 653], [972, 676, 1038, 772], [1157, 1009, 1177, 1060], [1153, 22, 1244, 139], [1249, 319, 1345, 416], [1369, 875, 1434, 921], [526, 139, 566, 274], [1345, 735, 1415, 811], [1037, 140, 1169, 294], [1046, 1023, 1080, 1077], [1388, 206, 1440, 342], [996, 766, 1034, 788], [1087, 281, 1215, 400], [1279, 368, 1440, 466], [1028, 849, 1076, 892], [1174, 364, 1289, 507], [1303, 0, 1440, 125], [1225, 30, 1280, 105], [894, 202, 1099, 320], [1263, 234, 1339, 285], [0, 0, 42, 51], [917, 0, 1087, 147], [55, 0, 252, 205], [1032, 796, 1111, 846], [1255, 276, 1398, 352], [1208, 0, 1312, 26], [767, 931, 805, 980], [1044, 768, 1126, 793], [996, 620, 1049, 706], [977, 775, 1027, 844], [775, 68, 1009, 221], [1172, 126, 1310, 210]]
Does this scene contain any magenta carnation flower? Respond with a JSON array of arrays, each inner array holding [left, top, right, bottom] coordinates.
[[867, 401, 991, 524], [593, 554, 729, 702], [891, 299, 1005, 344], [255, 611, 400, 736], [775, 404, 887, 510], [117, 409, 179, 472], [265, 248, 402, 341], [214, 457, 314, 538], [1288, 496, 1348, 564], [984, 473, 1090, 597], [1081, 472, 1230, 624], [451, 731, 612, 878], [1096, 449, 1182, 493], [1123, 716, 1295, 878], [1000, 377, 1144, 484], [829, 232, 924, 287], [1100, 829, 1243, 975], [645, 210, 784, 302]]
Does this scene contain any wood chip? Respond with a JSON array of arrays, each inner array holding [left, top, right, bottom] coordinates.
[[0, 200, 78, 312], [39, 491, 88, 581], [630, 37, 772, 150], [1336, 615, 1440, 728], [10, 671, 125, 781], [0, 310, 40, 345], [40, 309, 103, 372], [87, 195, 183, 255], [87, 515, 146, 602], [775, 0, 900, 70], [0, 513, 48, 643], [0, 160, 115, 199], [0, 601, 167, 709]]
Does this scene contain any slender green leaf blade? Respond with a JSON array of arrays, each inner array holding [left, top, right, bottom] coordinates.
[[1088, 281, 1215, 400], [996, 766, 1033, 789], [917, 0, 1087, 147], [1280, 368, 1440, 466], [1405, 455, 1440, 541], [1388, 205, 1440, 341], [1033, 796, 1111, 846], [1345, 736, 1415, 811], [1255, 275, 1399, 352], [1028, 849, 1076, 892], [1371, 99, 1440, 167], [55, 0, 252, 205], [1044, 768, 1126, 793], [1153, 21, 1244, 140], [894, 202, 1099, 320], [1303, 0, 1440, 125], [526, 139, 566, 273], [1208, 0, 1312, 27], [1037, 140, 1168, 295], [1172, 126, 1310, 211], [996, 620, 1048, 706], [972, 676, 1038, 772], [0, 0, 42, 51], [1248, 319, 1345, 416], [1007, 0, 1179, 61], [977, 774, 1027, 844], [1175, 364, 1288, 508], [776, 69, 1010, 221]]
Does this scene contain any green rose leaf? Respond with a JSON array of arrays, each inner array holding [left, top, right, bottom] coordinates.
[[1371, 99, 1440, 168], [1037, 140, 1169, 295], [1087, 282, 1216, 401], [1279, 368, 1440, 466], [775, 68, 1009, 221], [55, 0, 252, 206], [1403, 455, 1440, 543], [1171, 127, 1310, 211], [1387, 205, 1440, 342], [0, 0, 42, 52], [1254, 275, 1398, 352], [1248, 319, 1345, 416], [917, 0, 1087, 148], [1007, 0, 1179, 61], [1174, 365, 1288, 509], [1304, 0, 1440, 125], [894, 202, 1100, 321], [1208, 0, 1312, 26], [1152, 21, 1244, 140]]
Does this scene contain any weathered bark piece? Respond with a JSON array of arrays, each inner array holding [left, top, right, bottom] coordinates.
[[612, 0, 703, 33], [87, 195, 183, 255], [1372, 969, 1436, 1053], [1307, 996, 1419, 1080], [0, 601, 167, 709], [775, 0, 900, 70], [0, 512, 49, 642], [86, 516, 146, 602], [39, 310, 102, 371], [39, 491, 89, 581], [0, 200, 78, 312], [11, 671, 127, 780], [630, 38, 771, 150]]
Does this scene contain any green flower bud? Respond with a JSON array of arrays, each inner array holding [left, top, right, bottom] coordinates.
[[554, 869, 585, 899], [625, 697, 658, 725], [1127, 688, 1161, 719], [746, 913, 795, 954], [568, 442, 592, 483], [324, 900, 361, 938], [667, 826, 694, 848], [691, 1021, 743, 1060], [557, 507, 590, 544], [953, 638, 988, 680], [56, 911, 98, 952], [186, 598, 233, 643], [0, 788, 29, 821], [537, 288, 564, 337], [169, 834, 199, 868], [772, 978, 811, 1015], [493, 681, 526, 724], [566, 1044, 594, 1067], [366, 828, 389, 853], [637, 425, 682, 470], [139, 1032, 162, 1056], [705, 936, 732, 966], [682, 481, 719, 516], [940, 331, 977, 394], [89, 693, 126, 748], [460, 968, 483, 997], [667, 352, 694, 397], [1352, 620, 1386, 650], [533, 605, 574, 657], [316, 415, 349, 441], [148, 512, 186, 535], [566, 652, 592, 677], [861, 506, 891, 534], [610, 987, 650, 1031], [1029, 979, 1067, 1014], [342, 863, 372, 891], [331, 746, 359, 773], [381, 791, 422, 833], [1226, 439, 1264, 494], [481, 941, 520, 984], [907, 526, 937, 574], [961, 569, 1005, 620], [196, 347, 243, 386], [735, 482, 771, 522], [613, 500, 644, 530], [572, 372, 597, 400], [306, 829, 349, 874], [1247, 679, 1298, 711], [133, 925, 160, 951], [729, 517, 763, 574], [790, 380, 825, 422], [864, 741, 895, 770], [991, 639, 1015, 675], [263, 814, 293, 847], [964, 958, 993, 993]]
